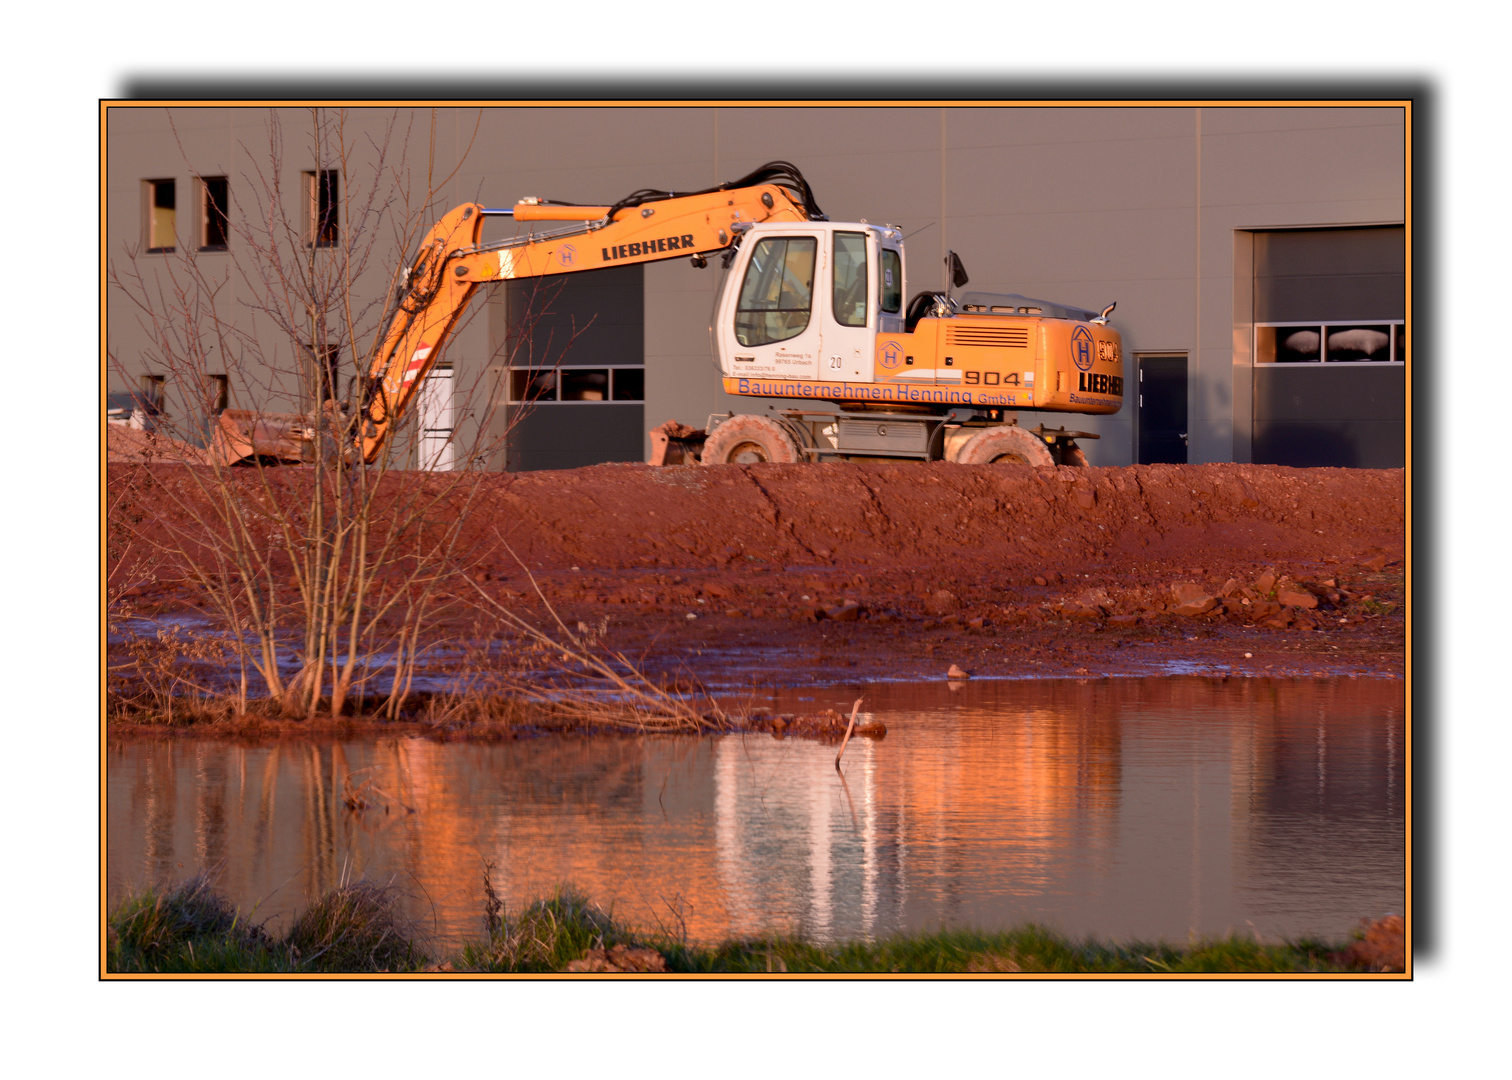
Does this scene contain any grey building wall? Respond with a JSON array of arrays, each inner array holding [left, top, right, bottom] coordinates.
[[106, 107, 485, 463], [106, 104, 1407, 469]]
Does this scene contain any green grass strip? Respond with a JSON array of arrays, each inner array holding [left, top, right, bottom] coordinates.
[[106, 877, 1377, 976]]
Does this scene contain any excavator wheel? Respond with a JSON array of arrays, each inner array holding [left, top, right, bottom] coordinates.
[[700, 415, 803, 466], [953, 424, 1055, 467], [1059, 444, 1090, 468]]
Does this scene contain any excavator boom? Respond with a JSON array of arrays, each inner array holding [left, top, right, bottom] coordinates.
[[357, 163, 819, 463]]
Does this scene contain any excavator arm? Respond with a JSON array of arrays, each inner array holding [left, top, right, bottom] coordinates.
[[358, 162, 821, 463]]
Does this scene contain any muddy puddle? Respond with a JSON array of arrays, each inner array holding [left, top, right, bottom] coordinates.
[[106, 676, 1404, 952]]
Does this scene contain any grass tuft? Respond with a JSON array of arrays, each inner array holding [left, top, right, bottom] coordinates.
[[459, 884, 624, 973], [284, 880, 424, 973], [108, 874, 285, 973]]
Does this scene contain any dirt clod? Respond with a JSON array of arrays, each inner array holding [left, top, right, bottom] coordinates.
[[1338, 915, 1406, 973], [925, 590, 960, 615], [564, 945, 669, 973]]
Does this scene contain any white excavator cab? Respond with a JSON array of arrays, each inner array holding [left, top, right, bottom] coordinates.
[[713, 222, 906, 385]]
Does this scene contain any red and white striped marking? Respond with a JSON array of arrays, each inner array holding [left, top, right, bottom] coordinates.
[[402, 343, 433, 385]]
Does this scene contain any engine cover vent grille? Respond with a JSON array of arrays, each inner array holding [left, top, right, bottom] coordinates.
[[946, 325, 1030, 348]]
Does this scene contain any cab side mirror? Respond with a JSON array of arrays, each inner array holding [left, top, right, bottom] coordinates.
[[947, 251, 969, 289]]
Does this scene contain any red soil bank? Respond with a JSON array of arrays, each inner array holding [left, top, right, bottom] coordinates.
[[107, 459, 1407, 686]]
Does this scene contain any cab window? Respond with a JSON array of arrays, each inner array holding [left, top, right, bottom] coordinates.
[[880, 249, 902, 314], [832, 231, 868, 327], [735, 236, 817, 346]]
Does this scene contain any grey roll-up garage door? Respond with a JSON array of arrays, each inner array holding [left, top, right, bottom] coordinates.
[[492, 264, 647, 472], [1251, 226, 1405, 468]]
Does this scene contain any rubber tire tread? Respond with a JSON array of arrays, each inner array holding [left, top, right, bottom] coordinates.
[[700, 415, 803, 465], [954, 425, 1055, 466]]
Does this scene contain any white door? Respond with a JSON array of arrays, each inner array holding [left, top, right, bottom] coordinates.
[[418, 364, 454, 470], [818, 229, 876, 383]]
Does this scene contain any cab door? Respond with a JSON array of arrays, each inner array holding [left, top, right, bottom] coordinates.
[[717, 231, 824, 381], [819, 229, 876, 383]]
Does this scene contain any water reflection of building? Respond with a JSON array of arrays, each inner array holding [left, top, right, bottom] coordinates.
[[106, 678, 1406, 948], [710, 684, 1124, 942], [713, 737, 888, 942], [1227, 681, 1406, 919]]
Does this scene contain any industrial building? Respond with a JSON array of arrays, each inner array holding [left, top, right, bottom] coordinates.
[[105, 104, 1408, 469]]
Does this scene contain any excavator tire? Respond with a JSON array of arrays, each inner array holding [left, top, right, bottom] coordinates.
[[1059, 444, 1091, 468], [700, 415, 803, 466], [954, 424, 1055, 467]]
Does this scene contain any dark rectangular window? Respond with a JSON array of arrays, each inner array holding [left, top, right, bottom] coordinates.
[[305, 170, 339, 247], [1255, 322, 1403, 365], [199, 177, 229, 250], [138, 374, 166, 417], [509, 367, 644, 403], [208, 374, 229, 412], [561, 369, 610, 401], [611, 367, 644, 401], [145, 179, 175, 252], [511, 369, 558, 403], [303, 343, 341, 401]]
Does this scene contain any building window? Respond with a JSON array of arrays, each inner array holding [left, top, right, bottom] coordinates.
[[208, 374, 229, 413], [611, 367, 644, 401], [304, 170, 339, 248], [137, 374, 166, 428], [1255, 321, 1404, 364], [561, 370, 609, 401], [303, 343, 341, 401], [199, 177, 229, 250], [145, 179, 175, 252], [508, 367, 644, 404]]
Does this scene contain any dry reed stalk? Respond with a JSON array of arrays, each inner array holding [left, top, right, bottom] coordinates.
[[464, 538, 734, 734], [834, 697, 863, 771]]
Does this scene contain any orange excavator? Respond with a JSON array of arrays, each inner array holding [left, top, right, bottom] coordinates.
[[213, 162, 1123, 468]]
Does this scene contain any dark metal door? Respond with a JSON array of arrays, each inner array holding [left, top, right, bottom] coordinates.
[[1137, 355, 1188, 464]]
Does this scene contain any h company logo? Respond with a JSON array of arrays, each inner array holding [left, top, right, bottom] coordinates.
[[1070, 325, 1095, 372]]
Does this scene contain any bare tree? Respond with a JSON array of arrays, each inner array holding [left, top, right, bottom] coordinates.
[[108, 107, 519, 718], [108, 107, 730, 734]]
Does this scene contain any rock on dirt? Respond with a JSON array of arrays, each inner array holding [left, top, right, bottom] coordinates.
[[1337, 915, 1406, 973], [1170, 583, 1217, 616], [926, 590, 960, 615], [563, 944, 669, 973]]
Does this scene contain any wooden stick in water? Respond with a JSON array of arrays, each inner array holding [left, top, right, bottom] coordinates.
[[835, 697, 863, 772]]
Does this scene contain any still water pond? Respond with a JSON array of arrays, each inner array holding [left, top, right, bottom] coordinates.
[[106, 677, 1404, 950]]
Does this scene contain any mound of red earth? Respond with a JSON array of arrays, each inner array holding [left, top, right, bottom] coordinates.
[[107, 460, 1406, 686]]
